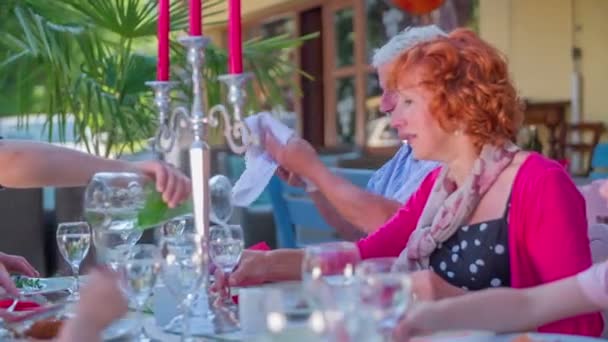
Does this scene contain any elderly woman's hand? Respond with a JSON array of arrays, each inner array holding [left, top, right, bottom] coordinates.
[[410, 270, 466, 301], [393, 302, 439, 341], [212, 250, 271, 297]]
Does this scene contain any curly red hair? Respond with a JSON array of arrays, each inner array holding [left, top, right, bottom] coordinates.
[[387, 28, 523, 149]]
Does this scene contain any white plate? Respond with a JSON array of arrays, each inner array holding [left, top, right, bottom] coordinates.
[[102, 317, 138, 341], [16, 277, 72, 296], [412, 330, 495, 342], [497, 333, 605, 342]]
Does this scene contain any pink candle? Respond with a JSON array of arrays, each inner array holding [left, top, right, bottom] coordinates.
[[157, 0, 170, 81], [228, 0, 243, 74], [189, 0, 202, 36]]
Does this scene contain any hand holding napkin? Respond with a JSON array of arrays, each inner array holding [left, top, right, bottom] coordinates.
[[231, 112, 295, 207]]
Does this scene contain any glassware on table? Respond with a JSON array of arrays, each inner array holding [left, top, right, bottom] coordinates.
[[123, 244, 160, 342], [161, 214, 192, 238], [356, 257, 413, 341], [300, 241, 361, 340], [160, 233, 208, 342], [56, 221, 91, 300], [355, 257, 410, 276], [239, 286, 337, 341], [84, 172, 147, 270], [301, 241, 361, 309], [209, 175, 233, 225], [208, 224, 243, 307]]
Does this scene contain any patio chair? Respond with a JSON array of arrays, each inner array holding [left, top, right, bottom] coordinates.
[[268, 167, 374, 248], [590, 143, 608, 180]]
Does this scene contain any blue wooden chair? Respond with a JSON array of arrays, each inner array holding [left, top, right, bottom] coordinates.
[[590, 143, 608, 180], [268, 167, 375, 248]]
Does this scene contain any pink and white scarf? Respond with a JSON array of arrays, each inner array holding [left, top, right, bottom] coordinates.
[[397, 142, 520, 270]]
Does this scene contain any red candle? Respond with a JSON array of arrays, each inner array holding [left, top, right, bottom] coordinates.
[[189, 0, 202, 36], [228, 0, 243, 74], [157, 0, 170, 81]]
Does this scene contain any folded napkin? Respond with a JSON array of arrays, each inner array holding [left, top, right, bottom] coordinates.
[[0, 299, 41, 311], [248, 241, 271, 251], [231, 112, 294, 207]]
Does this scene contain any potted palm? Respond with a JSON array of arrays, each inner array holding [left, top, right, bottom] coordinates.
[[0, 0, 315, 273]]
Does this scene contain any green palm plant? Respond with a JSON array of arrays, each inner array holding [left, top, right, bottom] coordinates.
[[0, 0, 316, 157]]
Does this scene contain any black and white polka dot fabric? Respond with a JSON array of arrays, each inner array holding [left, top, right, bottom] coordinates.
[[429, 199, 511, 291]]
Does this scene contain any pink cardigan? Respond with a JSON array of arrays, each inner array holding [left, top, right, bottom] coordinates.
[[357, 153, 603, 337]]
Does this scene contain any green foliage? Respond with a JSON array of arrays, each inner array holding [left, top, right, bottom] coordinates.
[[0, 0, 316, 157]]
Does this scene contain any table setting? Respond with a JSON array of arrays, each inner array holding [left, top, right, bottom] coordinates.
[[0, 1, 604, 341]]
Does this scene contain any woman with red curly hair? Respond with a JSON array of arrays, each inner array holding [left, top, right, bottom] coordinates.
[[215, 28, 603, 337]]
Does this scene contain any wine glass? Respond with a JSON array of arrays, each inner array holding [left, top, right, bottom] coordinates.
[[124, 244, 160, 342], [160, 214, 192, 238], [56, 221, 91, 300], [84, 172, 147, 269], [209, 224, 244, 308], [356, 258, 413, 341], [209, 175, 233, 224], [160, 233, 207, 341]]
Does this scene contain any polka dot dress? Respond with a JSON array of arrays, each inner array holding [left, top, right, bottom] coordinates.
[[429, 200, 511, 291]]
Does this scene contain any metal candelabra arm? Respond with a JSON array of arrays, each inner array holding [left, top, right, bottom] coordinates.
[[208, 104, 250, 154]]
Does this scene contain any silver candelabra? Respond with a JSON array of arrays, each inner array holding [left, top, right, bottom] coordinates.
[[146, 35, 252, 240], [146, 35, 251, 334]]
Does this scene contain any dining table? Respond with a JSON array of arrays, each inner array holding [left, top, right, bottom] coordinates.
[[4, 276, 607, 342]]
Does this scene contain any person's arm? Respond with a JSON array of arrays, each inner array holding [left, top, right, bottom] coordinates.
[[276, 167, 365, 240], [0, 140, 135, 188], [309, 191, 365, 240], [524, 168, 603, 336], [58, 269, 127, 342], [0, 140, 190, 207], [398, 275, 601, 339], [214, 249, 304, 288], [265, 134, 401, 234], [309, 167, 402, 233]]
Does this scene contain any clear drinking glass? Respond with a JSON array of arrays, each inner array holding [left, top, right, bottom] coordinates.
[[356, 257, 413, 341], [124, 244, 160, 342], [301, 242, 361, 309], [84, 172, 146, 270], [160, 233, 207, 342], [355, 257, 408, 276], [161, 214, 192, 238], [300, 242, 361, 339], [209, 224, 244, 308], [56, 221, 91, 300]]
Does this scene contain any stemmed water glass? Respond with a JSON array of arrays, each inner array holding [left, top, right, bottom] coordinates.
[[356, 257, 413, 341], [124, 244, 161, 342], [160, 233, 208, 341], [56, 221, 91, 300], [209, 224, 244, 308]]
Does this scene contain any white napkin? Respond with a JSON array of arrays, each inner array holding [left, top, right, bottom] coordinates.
[[231, 112, 294, 207]]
